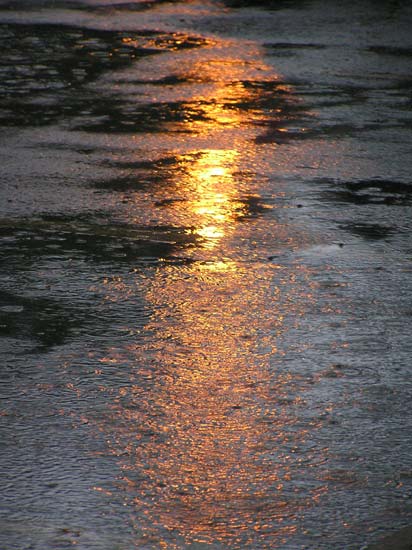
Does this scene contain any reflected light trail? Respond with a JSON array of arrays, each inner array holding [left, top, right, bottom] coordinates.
[[96, 252, 325, 548], [179, 148, 240, 249], [92, 24, 326, 550], [120, 263, 316, 548]]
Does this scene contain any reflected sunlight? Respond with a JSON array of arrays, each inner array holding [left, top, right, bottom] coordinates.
[[182, 149, 240, 249], [91, 26, 323, 550], [116, 258, 319, 548]]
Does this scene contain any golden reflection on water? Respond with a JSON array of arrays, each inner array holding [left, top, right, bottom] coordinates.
[[178, 149, 240, 249], [95, 29, 324, 550], [99, 258, 322, 548]]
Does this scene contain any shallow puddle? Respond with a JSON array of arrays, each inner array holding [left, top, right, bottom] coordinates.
[[1, 1, 412, 549]]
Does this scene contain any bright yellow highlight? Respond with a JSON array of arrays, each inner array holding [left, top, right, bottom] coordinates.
[[178, 149, 241, 249]]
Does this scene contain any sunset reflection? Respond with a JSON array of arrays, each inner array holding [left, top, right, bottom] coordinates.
[[6, 0, 408, 547], [180, 148, 240, 249], [93, 26, 321, 550], [96, 256, 322, 548]]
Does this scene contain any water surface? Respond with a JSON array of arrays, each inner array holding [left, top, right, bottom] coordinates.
[[1, 1, 412, 548]]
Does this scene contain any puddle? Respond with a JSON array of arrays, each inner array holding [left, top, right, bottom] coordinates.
[[1, 1, 412, 549]]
